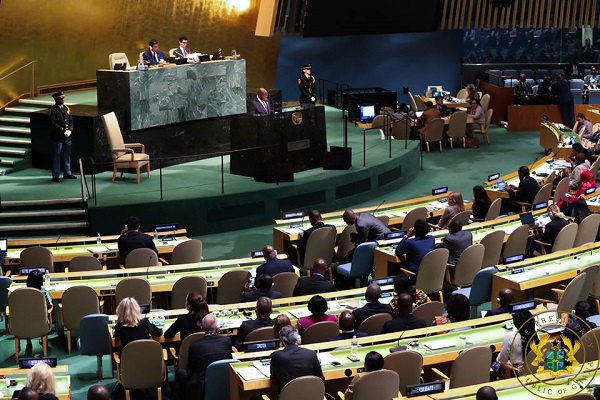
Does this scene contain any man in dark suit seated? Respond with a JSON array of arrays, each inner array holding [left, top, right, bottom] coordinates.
[[352, 283, 393, 329], [476, 386, 498, 400], [434, 95, 449, 117], [504, 166, 541, 214], [293, 258, 336, 296], [381, 293, 427, 334], [117, 216, 158, 263], [234, 296, 275, 350], [142, 39, 166, 66], [328, 311, 368, 341], [566, 56, 585, 80], [247, 88, 275, 116], [485, 288, 514, 317], [173, 35, 193, 58], [270, 325, 324, 391], [434, 220, 473, 265], [176, 313, 232, 400], [296, 210, 336, 266], [394, 219, 435, 276], [240, 274, 282, 302], [256, 245, 294, 277]]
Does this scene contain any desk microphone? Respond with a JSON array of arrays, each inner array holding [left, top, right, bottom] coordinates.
[[528, 157, 539, 174], [373, 200, 386, 215], [146, 255, 153, 281], [54, 235, 62, 250], [388, 329, 407, 353]]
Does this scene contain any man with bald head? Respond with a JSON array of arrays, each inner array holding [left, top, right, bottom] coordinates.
[[234, 296, 275, 350], [256, 245, 294, 277], [248, 88, 274, 116], [177, 313, 232, 400], [293, 258, 336, 296], [476, 386, 498, 400], [296, 210, 335, 265], [352, 283, 393, 328], [485, 288, 515, 317], [381, 293, 426, 334], [87, 385, 110, 400], [328, 311, 368, 341], [342, 209, 389, 262], [17, 388, 38, 400]]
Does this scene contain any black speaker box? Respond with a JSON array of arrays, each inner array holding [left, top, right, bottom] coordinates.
[[323, 146, 352, 170], [254, 161, 294, 183]]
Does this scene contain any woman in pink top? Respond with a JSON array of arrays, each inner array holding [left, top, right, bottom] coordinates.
[[298, 295, 338, 333]]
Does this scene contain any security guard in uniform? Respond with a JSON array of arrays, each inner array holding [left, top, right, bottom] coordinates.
[[49, 91, 76, 183], [298, 63, 316, 108]]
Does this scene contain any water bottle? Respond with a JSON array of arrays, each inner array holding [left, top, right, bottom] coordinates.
[[154, 229, 159, 241], [350, 335, 358, 358], [96, 233, 102, 245], [44, 270, 51, 288], [102, 253, 107, 265]]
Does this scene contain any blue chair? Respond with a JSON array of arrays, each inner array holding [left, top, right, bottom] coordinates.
[[535, 69, 551, 83], [453, 266, 498, 319], [77, 314, 111, 379], [519, 69, 534, 79], [337, 242, 377, 287], [204, 359, 240, 400], [570, 79, 585, 90]]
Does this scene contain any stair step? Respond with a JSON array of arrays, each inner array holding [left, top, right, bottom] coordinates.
[[0, 126, 30, 134], [4, 106, 45, 114], [0, 168, 12, 176], [1, 198, 84, 207], [0, 137, 30, 146], [19, 99, 55, 106], [0, 147, 27, 156], [0, 210, 86, 219], [0, 116, 29, 124], [0, 222, 88, 232]]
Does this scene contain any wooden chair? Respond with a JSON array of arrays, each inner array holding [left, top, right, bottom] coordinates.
[[217, 270, 251, 305], [391, 120, 410, 140], [20, 246, 54, 273], [447, 111, 467, 149], [337, 370, 399, 400], [446, 244, 485, 289], [169, 332, 205, 371], [108, 53, 130, 69], [472, 108, 493, 144], [533, 223, 577, 255], [423, 118, 445, 152], [114, 340, 166, 400], [401, 207, 428, 231], [294, 226, 336, 280], [336, 225, 357, 262], [171, 276, 208, 307], [472, 198, 502, 222], [574, 213, 600, 247], [101, 111, 150, 184], [272, 272, 299, 298], [502, 224, 530, 259], [432, 346, 492, 388], [356, 313, 392, 335], [383, 350, 423, 396], [553, 177, 569, 205], [480, 229, 505, 267], [8, 287, 52, 361], [413, 301, 444, 326], [401, 248, 449, 303], [480, 93, 490, 112], [372, 115, 392, 139], [301, 321, 339, 344], [517, 183, 552, 213]]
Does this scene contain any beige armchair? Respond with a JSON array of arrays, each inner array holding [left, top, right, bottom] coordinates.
[[101, 111, 150, 184], [108, 53, 130, 69]]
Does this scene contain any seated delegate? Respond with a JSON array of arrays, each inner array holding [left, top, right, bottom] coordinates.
[[142, 39, 166, 66]]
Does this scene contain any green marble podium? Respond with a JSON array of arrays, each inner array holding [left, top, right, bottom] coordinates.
[[96, 59, 247, 131]]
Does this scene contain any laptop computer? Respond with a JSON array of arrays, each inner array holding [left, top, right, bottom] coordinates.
[[519, 212, 538, 228]]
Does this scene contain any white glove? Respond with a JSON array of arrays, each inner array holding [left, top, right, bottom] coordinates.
[[310, 97, 315, 102], [64, 129, 72, 138]]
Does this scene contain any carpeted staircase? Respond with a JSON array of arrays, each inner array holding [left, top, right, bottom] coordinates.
[[0, 98, 56, 175]]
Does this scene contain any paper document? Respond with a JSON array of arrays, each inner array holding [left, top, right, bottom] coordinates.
[[424, 339, 456, 350], [290, 308, 312, 318], [318, 352, 341, 366], [252, 360, 271, 377], [237, 366, 268, 381]]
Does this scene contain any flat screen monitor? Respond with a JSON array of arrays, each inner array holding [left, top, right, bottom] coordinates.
[[532, 202, 548, 211], [487, 173, 500, 182], [153, 223, 179, 232], [19, 267, 47, 275], [359, 105, 376, 122], [0, 239, 6, 252], [384, 231, 406, 240], [243, 339, 280, 352], [427, 86, 443, 96], [431, 186, 448, 196]]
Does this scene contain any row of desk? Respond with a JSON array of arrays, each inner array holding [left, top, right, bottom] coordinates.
[[0, 367, 70, 400]]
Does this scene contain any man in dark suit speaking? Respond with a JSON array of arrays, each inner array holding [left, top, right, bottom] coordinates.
[[271, 325, 324, 391], [247, 88, 274, 116]]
